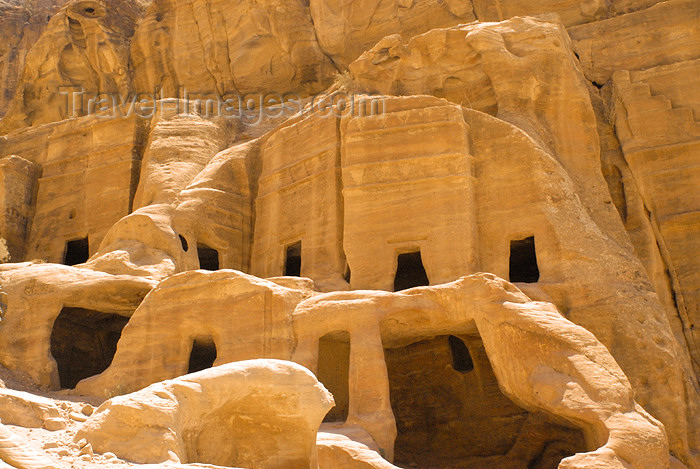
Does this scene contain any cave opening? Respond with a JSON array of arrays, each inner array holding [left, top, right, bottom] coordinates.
[[284, 241, 302, 277], [63, 237, 89, 266], [179, 235, 189, 252], [448, 335, 474, 373], [197, 244, 220, 270], [384, 333, 585, 468], [394, 251, 429, 291], [509, 236, 540, 283], [317, 330, 350, 423], [188, 336, 217, 374], [50, 307, 128, 389]]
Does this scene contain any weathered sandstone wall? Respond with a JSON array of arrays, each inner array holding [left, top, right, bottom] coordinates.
[[1, 1, 699, 468]]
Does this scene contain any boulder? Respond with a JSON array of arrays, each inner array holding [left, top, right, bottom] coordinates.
[[76, 359, 334, 468]]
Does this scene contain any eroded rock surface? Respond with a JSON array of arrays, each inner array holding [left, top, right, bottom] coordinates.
[[0, 263, 154, 388], [0, 422, 62, 469], [135, 0, 337, 97], [74, 270, 311, 397], [1, 0, 699, 468], [292, 273, 673, 468], [0, 389, 63, 429], [76, 360, 333, 468]]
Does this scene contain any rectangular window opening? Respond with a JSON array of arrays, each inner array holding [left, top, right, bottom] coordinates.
[[197, 244, 220, 270], [284, 241, 302, 277], [64, 237, 90, 266], [394, 251, 429, 291], [509, 236, 539, 283]]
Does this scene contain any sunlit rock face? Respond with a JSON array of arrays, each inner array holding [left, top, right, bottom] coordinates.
[[1, 1, 699, 469]]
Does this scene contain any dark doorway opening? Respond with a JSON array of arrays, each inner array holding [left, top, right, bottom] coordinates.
[[188, 336, 217, 374], [50, 307, 128, 389], [317, 331, 350, 422], [197, 244, 219, 270], [384, 334, 585, 468], [284, 241, 302, 277], [394, 251, 429, 291], [509, 236, 539, 283], [64, 237, 89, 265], [448, 335, 474, 373]]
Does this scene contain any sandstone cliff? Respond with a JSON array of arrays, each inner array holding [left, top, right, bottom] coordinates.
[[1, 0, 699, 469]]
